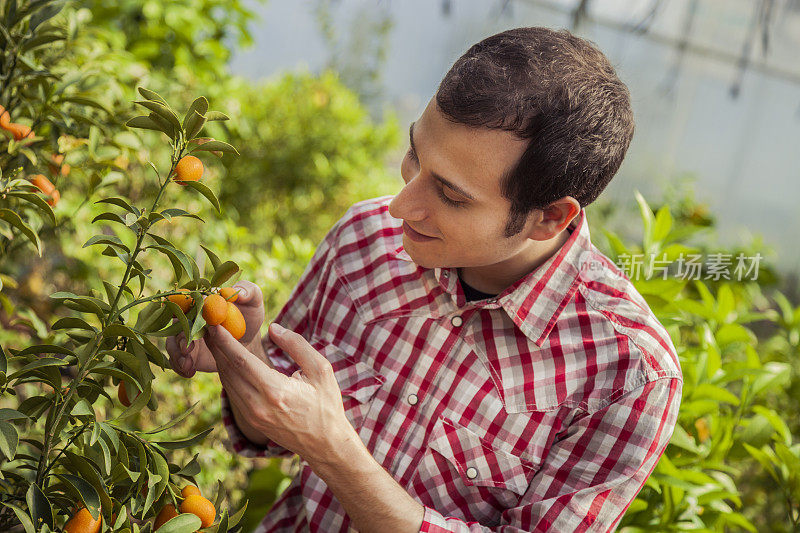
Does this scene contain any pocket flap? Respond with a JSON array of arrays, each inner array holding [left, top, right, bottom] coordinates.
[[315, 342, 384, 403], [428, 417, 536, 496]]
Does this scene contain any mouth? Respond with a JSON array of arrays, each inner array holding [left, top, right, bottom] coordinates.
[[403, 221, 437, 241]]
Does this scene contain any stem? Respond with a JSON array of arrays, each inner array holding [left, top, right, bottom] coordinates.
[[107, 140, 185, 324], [39, 421, 92, 480], [34, 141, 186, 490]]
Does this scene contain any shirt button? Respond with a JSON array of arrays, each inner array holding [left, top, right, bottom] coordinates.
[[451, 316, 463, 327], [442, 270, 449, 278], [488, 298, 497, 304], [466, 467, 478, 479], [407, 394, 418, 405]]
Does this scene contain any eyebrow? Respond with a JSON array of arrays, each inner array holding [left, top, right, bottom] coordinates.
[[409, 121, 477, 201]]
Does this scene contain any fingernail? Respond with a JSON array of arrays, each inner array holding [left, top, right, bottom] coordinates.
[[271, 323, 286, 335]]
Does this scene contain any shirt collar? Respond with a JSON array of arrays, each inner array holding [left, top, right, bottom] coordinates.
[[390, 208, 589, 347]]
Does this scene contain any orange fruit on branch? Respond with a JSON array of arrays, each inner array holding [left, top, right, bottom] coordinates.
[[153, 503, 179, 531], [46, 189, 60, 207], [7, 123, 33, 141], [167, 289, 194, 313], [118, 381, 139, 407], [64, 506, 102, 533], [30, 174, 55, 195], [181, 485, 201, 498], [49, 153, 71, 177], [0, 105, 10, 129], [221, 301, 246, 340], [219, 286, 239, 302], [174, 155, 203, 185], [202, 293, 227, 326], [179, 495, 216, 529]]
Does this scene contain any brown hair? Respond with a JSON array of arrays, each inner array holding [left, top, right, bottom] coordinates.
[[436, 27, 634, 237]]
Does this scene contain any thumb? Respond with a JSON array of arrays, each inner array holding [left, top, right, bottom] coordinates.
[[231, 280, 262, 306]]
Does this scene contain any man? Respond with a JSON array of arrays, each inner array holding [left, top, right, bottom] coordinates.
[[166, 27, 683, 532]]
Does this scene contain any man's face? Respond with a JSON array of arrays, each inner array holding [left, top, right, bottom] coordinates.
[[388, 99, 534, 271]]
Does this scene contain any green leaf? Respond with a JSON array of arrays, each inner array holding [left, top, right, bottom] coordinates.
[[190, 139, 239, 155], [181, 181, 221, 213], [29, 1, 63, 32], [137, 87, 169, 106], [199, 244, 221, 270], [752, 406, 792, 446], [55, 474, 101, 520], [154, 427, 213, 450], [692, 383, 740, 406], [183, 96, 209, 128], [161, 208, 203, 222], [176, 453, 202, 477], [151, 245, 197, 283], [71, 399, 95, 418], [184, 110, 206, 140], [95, 196, 139, 215], [157, 514, 203, 533], [148, 111, 177, 140], [8, 357, 70, 381], [145, 402, 199, 435], [27, 482, 53, 530], [667, 423, 700, 454], [103, 323, 142, 343], [0, 420, 19, 459], [204, 110, 229, 121], [91, 212, 127, 226], [0, 408, 28, 421], [634, 190, 654, 250], [15, 343, 75, 357], [5, 191, 56, 224], [163, 300, 191, 340], [0, 502, 35, 533], [0, 208, 41, 255], [126, 115, 167, 134], [210, 261, 239, 287], [652, 205, 673, 244], [134, 100, 181, 131], [227, 500, 248, 529], [52, 316, 98, 332]]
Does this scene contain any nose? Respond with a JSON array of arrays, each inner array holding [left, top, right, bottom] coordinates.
[[388, 175, 427, 221]]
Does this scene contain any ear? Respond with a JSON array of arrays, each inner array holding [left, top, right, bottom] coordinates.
[[528, 197, 581, 240]]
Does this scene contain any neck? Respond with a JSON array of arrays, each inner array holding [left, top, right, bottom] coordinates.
[[458, 228, 572, 295]]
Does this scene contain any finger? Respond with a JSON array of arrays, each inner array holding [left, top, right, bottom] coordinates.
[[166, 331, 194, 377], [267, 323, 332, 385], [207, 325, 287, 390], [231, 281, 261, 306]]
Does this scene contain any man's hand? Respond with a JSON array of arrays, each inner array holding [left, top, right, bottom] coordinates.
[[206, 321, 360, 465], [165, 280, 267, 378]]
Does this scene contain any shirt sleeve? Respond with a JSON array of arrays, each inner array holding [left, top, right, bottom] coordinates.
[[220, 209, 349, 458], [419, 376, 683, 533]]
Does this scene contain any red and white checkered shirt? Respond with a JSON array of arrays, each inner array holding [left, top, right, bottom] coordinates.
[[221, 195, 683, 532]]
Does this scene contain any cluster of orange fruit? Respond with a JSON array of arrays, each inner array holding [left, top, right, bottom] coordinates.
[[1, 104, 69, 207], [153, 485, 216, 531], [63, 485, 215, 532], [167, 286, 245, 340]]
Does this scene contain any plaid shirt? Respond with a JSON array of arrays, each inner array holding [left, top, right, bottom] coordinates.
[[221, 195, 683, 532]]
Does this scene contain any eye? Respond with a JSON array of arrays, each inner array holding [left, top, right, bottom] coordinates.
[[407, 147, 467, 208], [436, 185, 466, 208]]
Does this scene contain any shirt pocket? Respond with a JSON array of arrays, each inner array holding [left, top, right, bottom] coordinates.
[[411, 416, 539, 524], [315, 342, 385, 430]]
